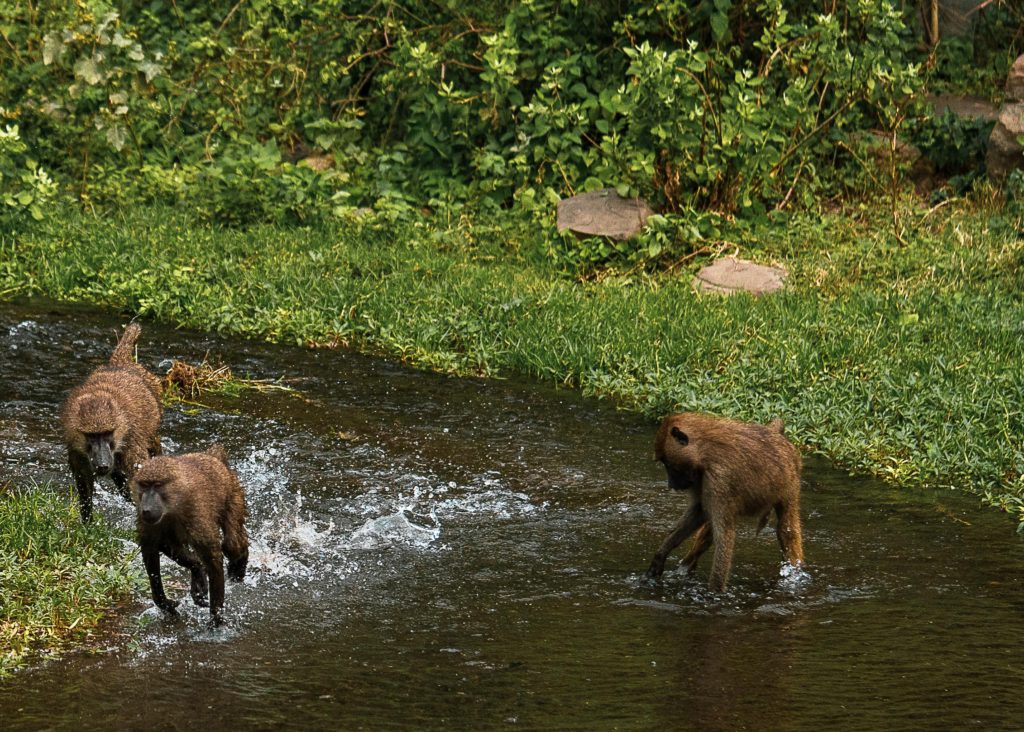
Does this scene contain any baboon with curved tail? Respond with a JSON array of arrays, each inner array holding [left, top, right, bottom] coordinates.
[[645, 413, 804, 591], [60, 323, 162, 522], [130, 445, 249, 625]]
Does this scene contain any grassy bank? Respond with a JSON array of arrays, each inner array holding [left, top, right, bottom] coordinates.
[[0, 483, 138, 676], [2, 201, 1023, 529]]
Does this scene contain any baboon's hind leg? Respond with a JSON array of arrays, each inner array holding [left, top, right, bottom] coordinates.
[[680, 524, 713, 573], [222, 497, 249, 583]]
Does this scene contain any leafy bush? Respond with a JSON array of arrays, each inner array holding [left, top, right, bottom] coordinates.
[[0, 0, 925, 230], [613, 2, 921, 214], [0, 111, 57, 227]]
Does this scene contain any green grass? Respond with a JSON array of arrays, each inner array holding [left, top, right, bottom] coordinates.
[[2, 199, 1023, 529], [0, 482, 138, 676]]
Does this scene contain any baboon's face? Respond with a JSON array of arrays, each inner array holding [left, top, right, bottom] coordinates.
[[135, 479, 169, 525], [85, 432, 117, 476]]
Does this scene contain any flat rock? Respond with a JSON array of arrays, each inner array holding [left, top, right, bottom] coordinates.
[[693, 257, 787, 296], [986, 102, 1024, 182], [556, 188, 653, 240], [925, 93, 998, 122]]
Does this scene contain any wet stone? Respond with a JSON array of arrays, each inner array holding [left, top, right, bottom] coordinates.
[[556, 188, 653, 240], [693, 257, 787, 296]]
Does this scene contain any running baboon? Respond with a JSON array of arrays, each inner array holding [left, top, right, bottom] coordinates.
[[60, 323, 162, 522], [645, 412, 803, 591], [130, 445, 249, 625]]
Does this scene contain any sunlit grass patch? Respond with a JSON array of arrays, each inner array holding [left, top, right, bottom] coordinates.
[[0, 482, 139, 676], [1, 198, 1023, 530]]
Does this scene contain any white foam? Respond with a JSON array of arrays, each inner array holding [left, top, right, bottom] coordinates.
[[345, 509, 440, 550]]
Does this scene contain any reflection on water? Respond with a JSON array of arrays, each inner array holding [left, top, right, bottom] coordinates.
[[1, 302, 1022, 730]]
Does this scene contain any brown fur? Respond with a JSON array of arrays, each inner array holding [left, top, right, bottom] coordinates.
[[59, 323, 162, 522], [130, 445, 249, 625], [646, 412, 804, 591]]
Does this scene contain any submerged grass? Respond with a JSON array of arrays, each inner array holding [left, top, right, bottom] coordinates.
[[0, 482, 138, 676], [162, 356, 297, 405], [1, 199, 1023, 528]]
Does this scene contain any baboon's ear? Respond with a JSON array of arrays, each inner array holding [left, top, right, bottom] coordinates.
[[670, 426, 688, 446]]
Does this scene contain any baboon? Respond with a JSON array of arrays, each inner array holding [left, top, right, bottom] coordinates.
[[130, 445, 249, 625], [60, 323, 162, 522], [645, 412, 804, 591]]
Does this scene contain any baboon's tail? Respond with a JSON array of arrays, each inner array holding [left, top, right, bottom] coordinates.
[[206, 443, 230, 465], [108, 322, 142, 366]]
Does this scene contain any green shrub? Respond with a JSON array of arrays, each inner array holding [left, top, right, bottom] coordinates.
[[0, 111, 57, 227]]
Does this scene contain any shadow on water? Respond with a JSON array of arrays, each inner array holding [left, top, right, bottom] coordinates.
[[1, 301, 1022, 730]]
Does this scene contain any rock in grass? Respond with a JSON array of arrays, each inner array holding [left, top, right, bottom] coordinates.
[[693, 257, 787, 296], [556, 188, 653, 240], [987, 55, 1024, 183]]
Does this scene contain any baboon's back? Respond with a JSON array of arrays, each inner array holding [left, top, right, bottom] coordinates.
[[64, 365, 162, 437], [658, 412, 801, 509], [143, 453, 248, 549], [61, 323, 162, 441]]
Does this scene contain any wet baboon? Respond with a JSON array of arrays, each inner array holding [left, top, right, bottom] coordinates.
[[60, 323, 162, 522], [130, 445, 249, 625], [645, 412, 803, 591]]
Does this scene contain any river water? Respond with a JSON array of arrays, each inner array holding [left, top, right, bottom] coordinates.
[[1, 302, 1022, 730]]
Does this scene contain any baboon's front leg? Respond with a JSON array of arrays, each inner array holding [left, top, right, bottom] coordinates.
[[69, 451, 94, 523], [164, 541, 210, 607], [142, 544, 178, 614], [707, 522, 737, 592], [645, 505, 707, 579], [111, 471, 131, 501], [775, 501, 804, 567]]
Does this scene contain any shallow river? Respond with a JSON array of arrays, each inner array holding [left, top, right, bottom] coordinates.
[[1, 302, 1022, 730]]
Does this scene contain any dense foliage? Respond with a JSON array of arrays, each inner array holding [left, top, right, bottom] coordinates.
[[0, 1, 965, 232]]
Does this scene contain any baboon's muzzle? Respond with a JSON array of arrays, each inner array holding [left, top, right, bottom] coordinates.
[[139, 491, 165, 525]]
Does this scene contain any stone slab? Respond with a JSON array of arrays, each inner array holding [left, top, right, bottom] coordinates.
[[556, 188, 653, 240], [925, 93, 998, 122], [693, 257, 787, 296]]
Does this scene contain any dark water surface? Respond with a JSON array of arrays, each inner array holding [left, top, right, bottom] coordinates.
[[1, 302, 1022, 730]]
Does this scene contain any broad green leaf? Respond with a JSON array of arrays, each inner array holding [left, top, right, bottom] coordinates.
[[74, 57, 103, 85]]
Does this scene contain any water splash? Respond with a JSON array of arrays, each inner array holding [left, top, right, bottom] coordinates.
[[346, 508, 441, 550]]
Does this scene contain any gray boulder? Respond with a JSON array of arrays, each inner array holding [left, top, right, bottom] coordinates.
[[986, 102, 1024, 183], [1007, 54, 1024, 103], [693, 257, 787, 296], [557, 188, 653, 240]]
